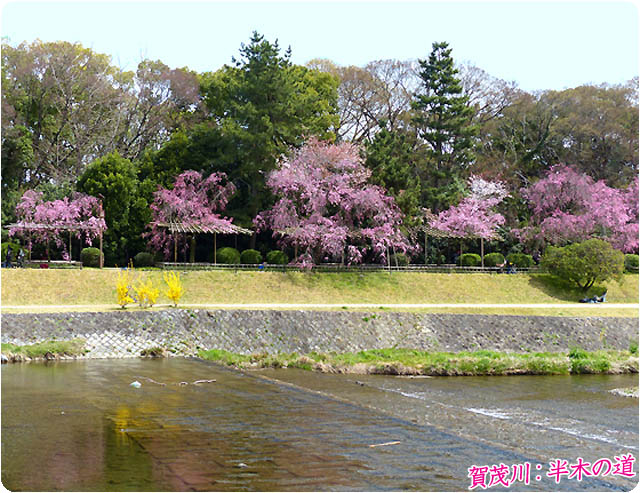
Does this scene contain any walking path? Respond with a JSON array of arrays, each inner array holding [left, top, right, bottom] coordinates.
[[1, 303, 638, 310]]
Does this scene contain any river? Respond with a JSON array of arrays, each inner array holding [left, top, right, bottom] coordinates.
[[2, 358, 637, 491]]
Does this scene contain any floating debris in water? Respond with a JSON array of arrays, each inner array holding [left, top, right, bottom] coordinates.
[[131, 376, 217, 387], [369, 441, 401, 448], [130, 381, 142, 388], [235, 463, 248, 468]]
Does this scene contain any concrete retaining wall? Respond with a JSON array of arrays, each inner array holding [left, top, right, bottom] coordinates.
[[1, 310, 637, 358]]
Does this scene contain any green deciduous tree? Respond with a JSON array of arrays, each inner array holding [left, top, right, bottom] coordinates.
[[77, 152, 148, 265], [541, 239, 625, 291]]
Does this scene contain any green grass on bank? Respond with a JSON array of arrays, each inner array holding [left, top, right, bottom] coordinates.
[[198, 347, 639, 376], [1, 339, 87, 359], [1, 269, 637, 311]]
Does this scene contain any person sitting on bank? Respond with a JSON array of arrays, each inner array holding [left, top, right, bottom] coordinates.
[[4, 245, 13, 268], [579, 290, 607, 303], [16, 248, 25, 268]]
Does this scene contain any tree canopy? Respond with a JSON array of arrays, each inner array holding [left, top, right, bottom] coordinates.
[[2, 33, 637, 265]]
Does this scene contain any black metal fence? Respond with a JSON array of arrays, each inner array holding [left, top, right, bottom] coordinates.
[[156, 262, 540, 274]]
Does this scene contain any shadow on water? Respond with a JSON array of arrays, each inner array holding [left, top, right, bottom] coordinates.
[[2, 358, 638, 491]]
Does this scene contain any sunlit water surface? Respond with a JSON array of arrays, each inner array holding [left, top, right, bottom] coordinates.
[[2, 358, 637, 491]]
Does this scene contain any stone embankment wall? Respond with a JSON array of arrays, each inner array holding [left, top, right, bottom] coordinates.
[[1, 310, 637, 358]]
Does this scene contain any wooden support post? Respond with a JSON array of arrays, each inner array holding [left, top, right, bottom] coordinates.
[[214, 233, 217, 264], [69, 231, 72, 261], [174, 234, 178, 263], [387, 246, 391, 271], [99, 231, 104, 268], [28, 232, 32, 261], [424, 232, 428, 265], [392, 245, 398, 267], [481, 237, 484, 268]]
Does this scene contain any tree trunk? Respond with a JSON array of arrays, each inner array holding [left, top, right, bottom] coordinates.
[[189, 235, 196, 263], [424, 232, 428, 265], [174, 235, 177, 263], [480, 238, 484, 268], [99, 232, 103, 268]]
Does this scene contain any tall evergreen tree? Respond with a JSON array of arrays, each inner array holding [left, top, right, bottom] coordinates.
[[201, 32, 339, 242], [412, 41, 477, 212], [364, 124, 421, 226]]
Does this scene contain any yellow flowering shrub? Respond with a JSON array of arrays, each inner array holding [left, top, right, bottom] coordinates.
[[134, 278, 159, 308], [163, 271, 184, 307], [116, 264, 135, 308]]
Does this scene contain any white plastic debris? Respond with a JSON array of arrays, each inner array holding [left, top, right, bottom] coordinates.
[[130, 381, 142, 388]]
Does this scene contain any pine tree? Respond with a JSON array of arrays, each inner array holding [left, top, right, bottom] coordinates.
[[412, 41, 477, 212], [364, 124, 421, 226]]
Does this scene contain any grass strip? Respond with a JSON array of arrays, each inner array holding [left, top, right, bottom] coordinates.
[[198, 347, 639, 376], [2, 269, 638, 307], [1, 339, 87, 359]]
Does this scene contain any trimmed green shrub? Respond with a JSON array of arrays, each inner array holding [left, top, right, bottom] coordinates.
[[624, 254, 639, 272], [266, 250, 288, 265], [134, 252, 155, 267], [483, 252, 505, 267], [240, 249, 263, 264], [216, 247, 240, 264], [506, 253, 534, 268], [460, 253, 481, 266], [389, 253, 409, 266], [541, 239, 624, 291], [80, 247, 103, 267]]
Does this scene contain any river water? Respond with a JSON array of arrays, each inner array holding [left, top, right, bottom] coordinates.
[[2, 358, 637, 491]]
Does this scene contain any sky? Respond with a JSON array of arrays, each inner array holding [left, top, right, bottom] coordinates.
[[1, 0, 638, 92]]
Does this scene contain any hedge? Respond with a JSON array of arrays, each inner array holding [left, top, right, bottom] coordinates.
[[506, 253, 534, 268], [240, 249, 263, 264], [460, 253, 481, 266], [483, 252, 505, 267], [134, 252, 155, 267], [80, 247, 103, 267], [216, 247, 241, 264], [266, 250, 288, 265]]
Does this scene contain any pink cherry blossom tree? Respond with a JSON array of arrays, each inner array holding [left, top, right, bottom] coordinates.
[[255, 137, 413, 265], [516, 165, 638, 253], [9, 190, 107, 260], [429, 175, 508, 240], [428, 175, 508, 265], [146, 170, 241, 259]]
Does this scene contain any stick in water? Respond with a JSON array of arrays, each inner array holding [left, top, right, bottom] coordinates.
[[369, 441, 401, 448]]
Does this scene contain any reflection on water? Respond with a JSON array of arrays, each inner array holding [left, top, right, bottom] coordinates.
[[2, 358, 637, 491]]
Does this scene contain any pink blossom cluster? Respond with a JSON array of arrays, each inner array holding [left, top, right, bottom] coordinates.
[[255, 137, 412, 265], [429, 176, 507, 240], [468, 175, 509, 202], [517, 165, 638, 252], [9, 190, 106, 260], [146, 170, 239, 259]]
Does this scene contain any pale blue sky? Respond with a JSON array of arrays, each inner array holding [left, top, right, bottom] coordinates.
[[1, 0, 638, 92]]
